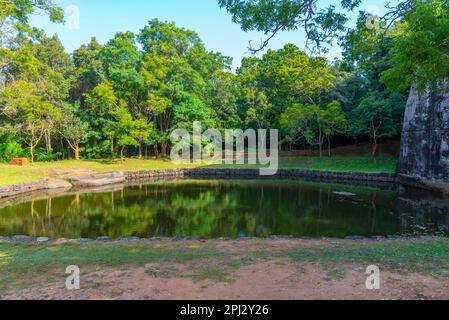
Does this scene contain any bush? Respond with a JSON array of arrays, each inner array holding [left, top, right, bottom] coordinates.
[[34, 149, 62, 162], [0, 140, 26, 162]]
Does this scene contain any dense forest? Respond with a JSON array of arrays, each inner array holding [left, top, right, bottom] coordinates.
[[0, 0, 447, 162]]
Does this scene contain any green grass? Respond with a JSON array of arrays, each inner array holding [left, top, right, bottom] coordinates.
[[215, 156, 397, 173], [0, 156, 397, 187], [0, 239, 448, 293], [279, 240, 449, 276], [278, 156, 397, 173], [0, 159, 200, 186]]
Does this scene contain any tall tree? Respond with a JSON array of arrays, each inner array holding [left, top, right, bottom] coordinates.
[[320, 101, 347, 156], [103, 102, 149, 161], [139, 19, 233, 156], [58, 110, 88, 160], [0, 80, 60, 162], [350, 91, 404, 157]]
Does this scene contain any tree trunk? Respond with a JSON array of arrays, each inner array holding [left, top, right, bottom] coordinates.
[[318, 132, 323, 158], [120, 146, 125, 162], [45, 130, 52, 153], [30, 145, 34, 163], [372, 138, 378, 158], [327, 136, 331, 157], [161, 142, 168, 158], [138, 144, 142, 159], [74, 143, 80, 161], [110, 138, 114, 155], [371, 135, 378, 165]]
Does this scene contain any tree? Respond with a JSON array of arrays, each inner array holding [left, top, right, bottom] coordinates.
[[103, 102, 149, 161], [98, 32, 145, 114], [132, 118, 151, 159], [218, 0, 350, 53], [139, 19, 232, 156], [32, 34, 74, 152], [84, 81, 118, 155], [381, 0, 449, 92], [275, 45, 334, 105], [280, 101, 346, 156], [0, 80, 60, 162], [72, 38, 105, 108], [279, 103, 318, 150], [205, 70, 241, 130], [236, 44, 335, 132], [350, 91, 404, 157], [58, 110, 88, 160], [320, 101, 347, 156], [0, 0, 64, 43]]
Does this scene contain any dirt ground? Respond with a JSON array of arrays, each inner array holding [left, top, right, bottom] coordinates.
[[2, 239, 448, 300], [4, 260, 448, 300]]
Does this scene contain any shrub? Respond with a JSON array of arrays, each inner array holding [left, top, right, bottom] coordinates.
[[34, 149, 62, 162], [0, 140, 26, 162]]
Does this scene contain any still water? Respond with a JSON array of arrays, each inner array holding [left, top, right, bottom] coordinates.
[[0, 179, 448, 239]]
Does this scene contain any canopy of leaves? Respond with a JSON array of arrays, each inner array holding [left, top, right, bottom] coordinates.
[[381, 0, 449, 91], [218, 0, 359, 53]]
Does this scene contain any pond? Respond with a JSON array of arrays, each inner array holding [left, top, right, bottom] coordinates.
[[0, 179, 448, 239]]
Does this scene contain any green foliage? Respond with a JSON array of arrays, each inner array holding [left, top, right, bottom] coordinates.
[[280, 101, 347, 155], [0, 79, 61, 162], [0, 0, 64, 43], [381, 0, 449, 91], [34, 149, 61, 162], [236, 43, 336, 133], [0, 140, 26, 162], [218, 0, 353, 53], [103, 102, 149, 158], [349, 91, 404, 156], [3, 1, 445, 162]]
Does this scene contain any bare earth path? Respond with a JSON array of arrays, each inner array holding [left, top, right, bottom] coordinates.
[[1, 239, 448, 300]]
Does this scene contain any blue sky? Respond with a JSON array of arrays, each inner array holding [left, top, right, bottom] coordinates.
[[30, 0, 388, 71]]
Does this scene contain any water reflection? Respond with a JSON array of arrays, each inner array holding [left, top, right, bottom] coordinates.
[[397, 186, 449, 236], [0, 180, 447, 239]]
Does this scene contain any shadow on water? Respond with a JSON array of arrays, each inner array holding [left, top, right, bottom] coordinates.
[[397, 186, 449, 236], [0, 178, 447, 239]]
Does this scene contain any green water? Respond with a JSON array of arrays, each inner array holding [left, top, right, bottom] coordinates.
[[0, 179, 448, 239]]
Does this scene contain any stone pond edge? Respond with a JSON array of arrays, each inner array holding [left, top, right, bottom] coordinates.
[[0, 168, 398, 199], [0, 235, 441, 245]]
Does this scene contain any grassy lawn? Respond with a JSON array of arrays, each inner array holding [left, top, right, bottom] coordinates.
[[216, 156, 397, 173], [0, 156, 398, 187], [0, 239, 447, 295], [0, 159, 200, 186]]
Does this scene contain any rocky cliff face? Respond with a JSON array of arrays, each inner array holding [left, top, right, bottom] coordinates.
[[398, 83, 449, 192]]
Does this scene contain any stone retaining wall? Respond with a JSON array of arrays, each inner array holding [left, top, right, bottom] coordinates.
[[0, 179, 50, 199], [125, 168, 398, 183], [0, 235, 435, 245]]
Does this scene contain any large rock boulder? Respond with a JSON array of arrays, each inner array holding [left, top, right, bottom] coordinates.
[[70, 172, 126, 188], [398, 83, 449, 193]]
